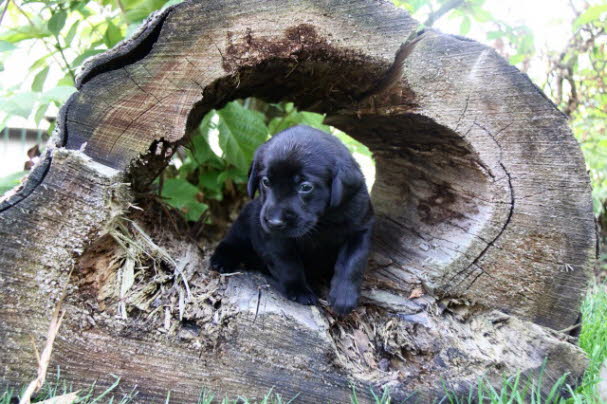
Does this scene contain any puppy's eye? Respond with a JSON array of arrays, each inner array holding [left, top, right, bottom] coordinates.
[[261, 177, 270, 188], [298, 182, 314, 193]]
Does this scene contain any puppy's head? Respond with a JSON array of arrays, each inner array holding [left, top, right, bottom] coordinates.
[[248, 125, 364, 238]]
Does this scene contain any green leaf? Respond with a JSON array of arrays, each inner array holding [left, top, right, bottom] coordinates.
[[0, 24, 51, 43], [120, 0, 145, 8], [48, 10, 68, 36], [70, 1, 84, 11], [161, 178, 207, 221], [124, 0, 171, 23], [31, 66, 50, 92], [125, 8, 151, 24], [0, 171, 28, 196], [0, 41, 17, 52], [189, 111, 218, 164], [198, 169, 222, 192], [90, 38, 105, 48], [76, 5, 92, 18], [298, 111, 330, 130], [64, 20, 80, 45], [57, 72, 75, 87], [216, 101, 268, 172], [217, 167, 247, 185], [459, 16, 471, 35], [34, 103, 49, 126], [486, 30, 503, 40], [41, 86, 76, 104], [509, 53, 525, 65], [574, 4, 607, 27], [268, 116, 291, 135], [393, 0, 415, 13], [29, 54, 52, 72], [518, 32, 535, 54], [472, 8, 492, 23], [47, 120, 56, 135], [0, 93, 38, 118], [268, 110, 329, 135], [103, 21, 123, 48]]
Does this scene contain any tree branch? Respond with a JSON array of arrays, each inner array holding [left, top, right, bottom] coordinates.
[[424, 0, 465, 27], [0, 0, 10, 28], [11, 1, 66, 77]]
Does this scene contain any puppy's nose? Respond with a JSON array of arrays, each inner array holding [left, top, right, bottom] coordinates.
[[265, 217, 286, 230]]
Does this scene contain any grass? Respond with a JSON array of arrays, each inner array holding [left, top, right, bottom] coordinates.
[[195, 388, 299, 404], [0, 382, 295, 404], [2, 285, 606, 404], [0, 373, 137, 404], [572, 281, 607, 402], [350, 384, 394, 404], [439, 368, 572, 404]]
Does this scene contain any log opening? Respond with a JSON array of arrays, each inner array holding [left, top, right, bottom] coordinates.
[[90, 23, 503, 308], [0, 0, 596, 402]]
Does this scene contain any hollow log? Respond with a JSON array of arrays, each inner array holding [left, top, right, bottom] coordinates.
[[0, 0, 596, 402]]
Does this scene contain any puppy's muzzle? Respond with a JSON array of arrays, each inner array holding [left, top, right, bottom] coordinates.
[[264, 216, 286, 231]]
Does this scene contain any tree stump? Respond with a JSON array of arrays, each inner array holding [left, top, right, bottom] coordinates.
[[0, 0, 596, 402]]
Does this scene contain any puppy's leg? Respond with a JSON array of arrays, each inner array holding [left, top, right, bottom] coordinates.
[[210, 237, 251, 273], [262, 240, 317, 305], [329, 228, 372, 315], [210, 204, 258, 274]]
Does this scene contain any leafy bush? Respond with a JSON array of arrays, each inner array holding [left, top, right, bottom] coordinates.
[[159, 99, 371, 222], [0, 0, 182, 132]]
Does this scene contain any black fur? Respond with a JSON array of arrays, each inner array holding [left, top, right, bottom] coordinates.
[[210, 125, 374, 315]]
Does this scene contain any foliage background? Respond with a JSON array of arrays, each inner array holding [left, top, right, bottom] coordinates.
[[0, 0, 606, 402]]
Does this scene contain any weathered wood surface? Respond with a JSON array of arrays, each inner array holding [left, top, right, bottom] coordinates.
[[0, 0, 596, 402]]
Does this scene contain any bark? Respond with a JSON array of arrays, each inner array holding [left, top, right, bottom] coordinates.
[[0, 0, 596, 403]]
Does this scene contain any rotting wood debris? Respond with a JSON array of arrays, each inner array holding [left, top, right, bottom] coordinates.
[[65, 198, 583, 393], [70, 200, 237, 351]]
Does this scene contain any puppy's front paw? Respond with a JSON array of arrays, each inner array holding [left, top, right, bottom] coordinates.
[[289, 289, 318, 306], [329, 281, 359, 315], [210, 243, 240, 274], [283, 284, 318, 306]]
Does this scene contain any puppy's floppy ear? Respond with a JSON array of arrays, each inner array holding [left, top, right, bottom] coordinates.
[[330, 163, 363, 208], [247, 146, 264, 198]]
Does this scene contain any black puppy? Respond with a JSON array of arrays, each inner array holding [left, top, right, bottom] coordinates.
[[210, 125, 374, 315]]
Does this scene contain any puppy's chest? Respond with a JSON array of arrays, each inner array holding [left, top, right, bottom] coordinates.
[[296, 226, 348, 253]]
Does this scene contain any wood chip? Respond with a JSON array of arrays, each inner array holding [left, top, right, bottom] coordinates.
[[352, 329, 371, 354], [19, 298, 65, 404], [36, 392, 79, 404], [408, 286, 425, 299]]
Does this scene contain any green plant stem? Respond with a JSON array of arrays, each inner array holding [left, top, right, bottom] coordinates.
[[11, 1, 67, 77], [0, 0, 10, 28], [116, 0, 126, 14], [423, 0, 465, 27], [53, 34, 76, 83]]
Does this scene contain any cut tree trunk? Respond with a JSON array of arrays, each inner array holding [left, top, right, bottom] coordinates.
[[0, 0, 596, 402]]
